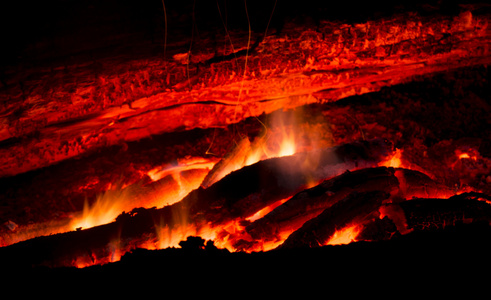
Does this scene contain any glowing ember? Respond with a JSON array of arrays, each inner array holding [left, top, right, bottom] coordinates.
[[147, 157, 217, 182], [69, 159, 217, 231], [246, 198, 290, 222], [325, 224, 362, 245], [203, 108, 318, 188], [0, 3, 489, 271], [458, 153, 477, 161], [70, 185, 135, 230], [380, 149, 403, 168], [244, 112, 300, 166]]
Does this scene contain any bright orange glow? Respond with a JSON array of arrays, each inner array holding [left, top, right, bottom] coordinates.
[[278, 126, 296, 157], [73, 239, 122, 268], [70, 185, 134, 230], [147, 157, 216, 182], [1, 8, 489, 271], [203, 110, 309, 187], [458, 153, 477, 161], [69, 160, 215, 231], [246, 198, 289, 222], [1, 110, 309, 251], [325, 224, 362, 245], [244, 121, 298, 166], [380, 148, 403, 168]]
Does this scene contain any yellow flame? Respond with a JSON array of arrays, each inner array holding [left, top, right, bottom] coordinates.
[[69, 162, 213, 231], [70, 185, 134, 230], [147, 157, 216, 182], [458, 153, 477, 161], [380, 148, 402, 168], [246, 198, 289, 222], [325, 224, 362, 245]]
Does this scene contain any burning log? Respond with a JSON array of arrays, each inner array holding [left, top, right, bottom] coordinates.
[[393, 168, 457, 200], [0, 205, 194, 268], [379, 192, 491, 235], [244, 167, 399, 245], [0, 139, 393, 267], [242, 167, 454, 248], [278, 190, 391, 249], [1, 5, 489, 177], [279, 192, 491, 250], [177, 139, 394, 226]]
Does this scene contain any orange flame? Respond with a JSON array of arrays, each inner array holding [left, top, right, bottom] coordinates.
[[70, 185, 134, 230], [147, 157, 216, 182], [458, 152, 477, 161], [245, 120, 298, 166], [246, 198, 290, 222], [69, 159, 215, 231], [380, 148, 403, 168], [202, 109, 309, 188], [3, 109, 334, 265], [325, 224, 362, 245]]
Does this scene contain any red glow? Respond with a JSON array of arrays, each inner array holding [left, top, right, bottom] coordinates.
[[379, 149, 403, 168], [458, 153, 478, 161], [325, 224, 362, 246], [0, 6, 489, 269]]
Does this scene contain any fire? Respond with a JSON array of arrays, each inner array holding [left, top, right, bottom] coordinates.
[[244, 118, 298, 166], [246, 198, 290, 222], [0, 109, 309, 254], [147, 157, 217, 182], [458, 153, 477, 161], [69, 159, 215, 231], [2, 108, 336, 266], [70, 185, 134, 230], [325, 224, 362, 245], [380, 148, 403, 168], [202, 109, 312, 188], [73, 237, 123, 268]]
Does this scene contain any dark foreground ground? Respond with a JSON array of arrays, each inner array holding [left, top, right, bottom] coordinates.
[[6, 223, 491, 292]]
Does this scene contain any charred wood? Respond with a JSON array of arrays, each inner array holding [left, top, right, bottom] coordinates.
[[279, 192, 491, 249], [383, 192, 491, 234], [1, 6, 489, 176], [393, 168, 456, 200], [279, 190, 391, 249], [178, 139, 394, 226], [245, 167, 399, 244], [0, 139, 393, 267], [244, 166, 454, 245]]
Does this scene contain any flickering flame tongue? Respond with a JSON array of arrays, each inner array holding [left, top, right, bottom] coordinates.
[[70, 185, 132, 230], [325, 224, 362, 245], [458, 152, 477, 161], [380, 149, 403, 168], [2, 110, 311, 249], [201, 111, 304, 188], [70, 159, 216, 230]]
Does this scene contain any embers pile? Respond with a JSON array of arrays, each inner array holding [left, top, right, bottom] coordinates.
[[1, 1, 491, 276], [1, 138, 491, 270]]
